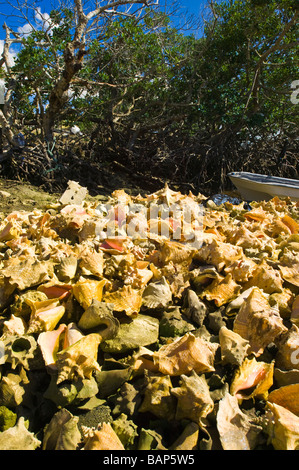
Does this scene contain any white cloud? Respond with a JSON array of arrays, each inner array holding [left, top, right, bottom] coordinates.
[[17, 7, 53, 37], [17, 23, 34, 37], [35, 7, 53, 32]]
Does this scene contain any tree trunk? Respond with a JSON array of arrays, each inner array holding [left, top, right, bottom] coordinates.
[[43, 43, 85, 141]]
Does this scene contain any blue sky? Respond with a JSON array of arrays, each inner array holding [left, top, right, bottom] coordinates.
[[0, 0, 209, 41]]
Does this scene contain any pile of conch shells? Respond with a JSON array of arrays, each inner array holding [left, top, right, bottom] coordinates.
[[0, 180, 299, 450]]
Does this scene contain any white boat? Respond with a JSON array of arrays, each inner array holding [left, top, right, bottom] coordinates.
[[228, 172, 299, 202]]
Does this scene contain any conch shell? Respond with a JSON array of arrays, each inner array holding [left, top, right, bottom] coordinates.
[[55, 333, 101, 384], [275, 324, 299, 371], [72, 278, 106, 310], [138, 372, 176, 419], [233, 287, 287, 356], [268, 384, 299, 417], [82, 422, 124, 450], [142, 277, 172, 309], [230, 357, 274, 401], [290, 295, 299, 326], [158, 240, 195, 265], [244, 260, 284, 294], [78, 299, 119, 340], [55, 255, 78, 281], [26, 298, 65, 334], [103, 285, 143, 317], [263, 402, 299, 450], [153, 332, 217, 376], [216, 393, 262, 450], [171, 371, 214, 424], [219, 326, 250, 366], [195, 239, 243, 271], [201, 273, 240, 307]]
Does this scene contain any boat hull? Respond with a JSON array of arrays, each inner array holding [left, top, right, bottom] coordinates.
[[228, 172, 299, 202]]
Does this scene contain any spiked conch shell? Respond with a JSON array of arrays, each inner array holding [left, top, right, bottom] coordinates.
[[158, 240, 195, 265], [103, 285, 143, 317], [153, 332, 217, 376], [171, 371, 214, 424], [195, 239, 243, 271], [230, 357, 274, 402], [26, 298, 65, 334], [217, 393, 262, 450], [244, 260, 284, 294], [233, 287, 287, 356], [201, 273, 241, 307], [72, 278, 107, 310], [55, 333, 101, 384], [219, 326, 250, 366]]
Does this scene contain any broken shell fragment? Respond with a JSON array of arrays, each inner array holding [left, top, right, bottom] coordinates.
[[2, 334, 37, 370], [37, 323, 67, 368]]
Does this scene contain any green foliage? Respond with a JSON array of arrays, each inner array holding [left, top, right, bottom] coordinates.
[[2, 0, 298, 170]]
